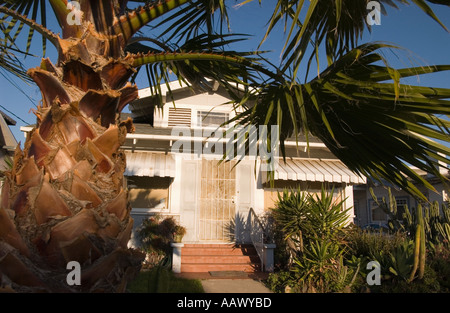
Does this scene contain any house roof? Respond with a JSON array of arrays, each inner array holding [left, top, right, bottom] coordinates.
[[262, 157, 367, 184], [0, 110, 18, 152], [0, 110, 16, 126], [121, 112, 325, 145]]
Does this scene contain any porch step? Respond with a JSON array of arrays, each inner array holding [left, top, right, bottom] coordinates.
[[180, 244, 261, 273]]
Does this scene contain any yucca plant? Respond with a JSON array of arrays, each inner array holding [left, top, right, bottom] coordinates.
[[273, 186, 357, 292], [272, 186, 350, 248]]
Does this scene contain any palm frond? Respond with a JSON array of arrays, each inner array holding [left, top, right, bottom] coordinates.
[[0, 41, 32, 82], [247, 0, 449, 79], [0, 5, 59, 49], [129, 33, 276, 104], [233, 43, 450, 200], [112, 0, 190, 44], [153, 0, 231, 43], [0, 0, 55, 55]]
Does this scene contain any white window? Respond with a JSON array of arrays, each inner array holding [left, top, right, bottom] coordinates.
[[197, 111, 228, 127], [395, 197, 409, 216], [370, 199, 387, 222]]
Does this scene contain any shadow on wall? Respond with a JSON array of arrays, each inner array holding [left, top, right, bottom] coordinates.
[[223, 213, 248, 245], [223, 214, 264, 272], [127, 176, 173, 209]]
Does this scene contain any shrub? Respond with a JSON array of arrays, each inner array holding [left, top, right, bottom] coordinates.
[[429, 244, 450, 292], [346, 228, 408, 269], [265, 271, 295, 293], [371, 265, 441, 293], [269, 186, 358, 293], [137, 215, 185, 268]]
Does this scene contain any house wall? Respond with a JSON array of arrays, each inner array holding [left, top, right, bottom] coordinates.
[[260, 181, 354, 224], [154, 88, 239, 128], [171, 157, 257, 244]]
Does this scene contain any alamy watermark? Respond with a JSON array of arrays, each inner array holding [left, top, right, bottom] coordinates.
[[66, 261, 81, 286], [170, 125, 280, 171], [366, 260, 381, 286], [66, 1, 381, 27], [67, 1, 82, 26], [367, 1, 381, 26]]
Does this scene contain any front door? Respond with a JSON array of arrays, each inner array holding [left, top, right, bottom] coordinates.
[[198, 159, 236, 241]]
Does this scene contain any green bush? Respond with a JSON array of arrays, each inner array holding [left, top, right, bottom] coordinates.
[[370, 265, 441, 293], [346, 228, 407, 260], [265, 271, 295, 293], [266, 185, 450, 293], [137, 215, 184, 268], [429, 244, 450, 292], [269, 186, 358, 293], [346, 226, 450, 292]]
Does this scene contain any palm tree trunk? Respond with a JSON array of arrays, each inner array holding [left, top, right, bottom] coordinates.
[[0, 2, 149, 292], [0, 53, 145, 293]]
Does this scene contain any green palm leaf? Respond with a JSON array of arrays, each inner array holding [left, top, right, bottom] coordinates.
[[154, 0, 230, 43], [128, 33, 274, 105], [0, 0, 50, 55], [233, 43, 450, 200], [249, 0, 449, 77]]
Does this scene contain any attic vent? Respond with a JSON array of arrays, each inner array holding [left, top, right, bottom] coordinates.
[[168, 107, 192, 127]]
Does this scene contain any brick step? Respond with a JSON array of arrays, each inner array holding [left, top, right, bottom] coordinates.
[[181, 263, 261, 273], [182, 244, 255, 249], [179, 243, 262, 273], [181, 255, 260, 264], [182, 247, 258, 256]]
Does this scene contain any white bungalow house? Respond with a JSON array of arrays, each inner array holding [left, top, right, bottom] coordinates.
[[122, 81, 366, 273]]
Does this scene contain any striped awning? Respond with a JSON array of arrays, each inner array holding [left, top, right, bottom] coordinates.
[[264, 158, 366, 184], [124, 151, 176, 177]]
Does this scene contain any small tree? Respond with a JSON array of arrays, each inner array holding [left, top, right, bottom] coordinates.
[[271, 186, 358, 292], [137, 215, 185, 267]]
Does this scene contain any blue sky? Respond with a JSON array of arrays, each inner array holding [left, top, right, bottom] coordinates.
[[0, 1, 449, 144]]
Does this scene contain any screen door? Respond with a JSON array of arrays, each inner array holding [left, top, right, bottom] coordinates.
[[198, 160, 236, 241]]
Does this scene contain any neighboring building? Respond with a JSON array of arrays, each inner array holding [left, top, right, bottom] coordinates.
[[0, 110, 18, 200], [353, 166, 450, 228], [0, 110, 17, 171], [123, 81, 366, 272]]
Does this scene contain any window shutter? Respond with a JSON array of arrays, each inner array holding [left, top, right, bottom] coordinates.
[[168, 108, 191, 127]]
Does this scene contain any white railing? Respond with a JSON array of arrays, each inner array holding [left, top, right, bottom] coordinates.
[[247, 208, 275, 272]]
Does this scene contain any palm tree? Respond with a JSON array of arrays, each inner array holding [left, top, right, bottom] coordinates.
[[0, 0, 263, 293], [0, 0, 448, 292]]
